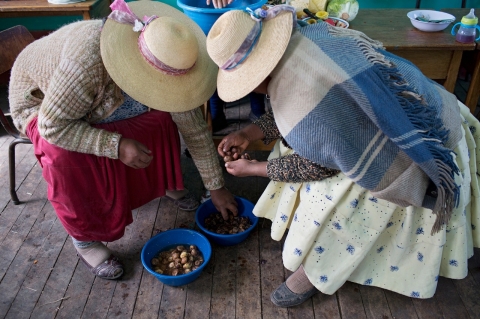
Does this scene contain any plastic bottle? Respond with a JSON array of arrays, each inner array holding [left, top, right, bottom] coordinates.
[[451, 9, 480, 43]]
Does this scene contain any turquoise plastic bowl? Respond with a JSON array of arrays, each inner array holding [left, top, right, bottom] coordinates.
[[195, 196, 258, 246], [177, 0, 267, 35], [141, 229, 212, 286]]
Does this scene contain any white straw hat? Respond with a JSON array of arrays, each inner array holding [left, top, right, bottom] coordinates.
[[206, 6, 294, 102], [101, 0, 217, 112]]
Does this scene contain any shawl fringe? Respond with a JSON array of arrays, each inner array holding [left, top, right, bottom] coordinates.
[[329, 25, 461, 234]]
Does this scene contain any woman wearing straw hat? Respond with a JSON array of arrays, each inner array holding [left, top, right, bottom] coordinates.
[[206, 5, 480, 307], [8, 0, 238, 280]]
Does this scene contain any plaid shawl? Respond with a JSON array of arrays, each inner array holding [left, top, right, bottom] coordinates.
[[268, 23, 462, 234]]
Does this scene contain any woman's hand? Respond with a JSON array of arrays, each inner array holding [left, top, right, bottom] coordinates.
[[118, 138, 153, 169], [209, 187, 238, 220], [218, 131, 251, 160], [225, 159, 268, 177], [218, 123, 265, 159], [206, 0, 232, 8]]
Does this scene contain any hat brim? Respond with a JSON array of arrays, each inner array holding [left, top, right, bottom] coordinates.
[[216, 11, 293, 102], [101, 1, 217, 112]]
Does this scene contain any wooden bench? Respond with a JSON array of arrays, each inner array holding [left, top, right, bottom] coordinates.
[[0, 0, 111, 20]]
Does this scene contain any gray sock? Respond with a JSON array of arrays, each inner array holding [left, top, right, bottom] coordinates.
[[286, 265, 315, 294]]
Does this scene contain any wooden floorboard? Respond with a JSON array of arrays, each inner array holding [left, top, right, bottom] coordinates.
[[383, 289, 418, 319], [313, 292, 341, 319], [210, 244, 236, 319], [453, 271, 480, 318], [337, 281, 367, 319], [31, 238, 78, 319], [358, 285, 390, 319], [236, 224, 261, 318], [435, 277, 471, 318], [259, 220, 288, 319], [1, 77, 480, 318], [412, 296, 444, 319]]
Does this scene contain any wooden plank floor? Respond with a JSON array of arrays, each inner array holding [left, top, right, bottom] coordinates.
[[1, 90, 480, 318]]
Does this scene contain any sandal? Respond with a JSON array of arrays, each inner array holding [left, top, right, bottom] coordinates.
[[77, 253, 124, 280], [165, 193, 199, 211], [270, 281, 318, 308]]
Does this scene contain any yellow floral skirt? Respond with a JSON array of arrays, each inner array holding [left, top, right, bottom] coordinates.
[[253, 102, 480, 298]]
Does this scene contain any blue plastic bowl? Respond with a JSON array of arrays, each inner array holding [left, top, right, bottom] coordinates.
[[177, 0, 267, 35], [141, 229, 212, 286], [195, 196, 258, 246]]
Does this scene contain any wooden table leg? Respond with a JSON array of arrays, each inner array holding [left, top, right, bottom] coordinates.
[[465, 49, 480, 115], [83, 10, 91, 20], [443, 50, 463, 93], [200, 101, 212, 132]]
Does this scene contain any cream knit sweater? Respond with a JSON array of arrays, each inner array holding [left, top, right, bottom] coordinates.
[[9, 20, 223, 190]]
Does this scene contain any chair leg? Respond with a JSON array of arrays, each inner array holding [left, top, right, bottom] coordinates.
[[8, 138, 32, 205]]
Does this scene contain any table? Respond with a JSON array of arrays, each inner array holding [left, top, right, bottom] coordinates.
[[350, 9, 475, 94], [464, 46, 480, 116], [442, 8, 480, 115], [0, 0, 110, 20]]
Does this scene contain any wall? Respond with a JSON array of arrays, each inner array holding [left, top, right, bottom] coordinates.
[[2, 0, 480, 32], [360, 0, 480, 10], [0, 0, 180, 32]]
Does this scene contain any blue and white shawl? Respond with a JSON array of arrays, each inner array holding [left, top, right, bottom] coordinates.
[[268, 23, 462, 234]]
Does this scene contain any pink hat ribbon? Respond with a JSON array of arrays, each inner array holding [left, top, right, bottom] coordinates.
[[107, 0, 194, 75], [221, 5, 296, 71]]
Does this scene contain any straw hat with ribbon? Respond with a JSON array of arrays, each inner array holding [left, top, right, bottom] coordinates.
[[206, 5, 296, 102], [101, 0, 217, 112]]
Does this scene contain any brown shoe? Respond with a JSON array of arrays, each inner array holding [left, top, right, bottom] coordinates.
[[77, 253, 124, 280]]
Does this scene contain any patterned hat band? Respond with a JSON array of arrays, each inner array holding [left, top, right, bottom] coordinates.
[[220, 5, 297, 71], [108, 0, 194, 76]]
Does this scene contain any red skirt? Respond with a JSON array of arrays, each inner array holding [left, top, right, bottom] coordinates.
[[26, 110, 184, 242]]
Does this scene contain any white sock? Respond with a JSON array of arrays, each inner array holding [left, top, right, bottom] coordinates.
[[75, 242, 111, 268]]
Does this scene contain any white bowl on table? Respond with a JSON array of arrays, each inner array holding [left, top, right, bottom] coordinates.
[[407, 10, 455, 32]]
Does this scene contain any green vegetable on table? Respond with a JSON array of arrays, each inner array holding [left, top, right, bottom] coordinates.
[[326, 0, 359, 22]]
